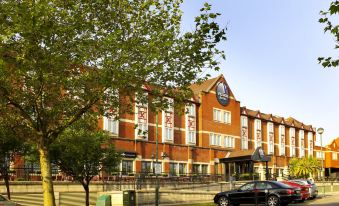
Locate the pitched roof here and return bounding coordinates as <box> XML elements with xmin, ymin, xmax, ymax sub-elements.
<box><xmin>189</xmin><ymin>75</ymin><xmax>222</xmax><ymax>94</ymax></box>
<box><xmin>241</xmin><ymin>107</ymin><xmax>314</xmax><ymax>132</ymax></box>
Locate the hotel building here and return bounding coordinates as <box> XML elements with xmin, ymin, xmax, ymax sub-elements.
<box><xmin>100</xmin><ymin>75</ymin><xmax>318</xmax><ymax>180</ymax></box>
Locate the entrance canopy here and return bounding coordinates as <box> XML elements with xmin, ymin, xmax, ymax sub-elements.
<box><xmin>220</xmin><ymin>147</ymin><xmax>271</xmax><ymax>163</ymax></box>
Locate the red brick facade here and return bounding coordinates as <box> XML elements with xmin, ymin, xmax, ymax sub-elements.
<box><xmin>103</xmin><ymin>75</ymin><xmax>318</xmax><ymax>179</ymax></box>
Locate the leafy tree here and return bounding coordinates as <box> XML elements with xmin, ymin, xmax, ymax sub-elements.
<box><xmin>0</xmin><ymin>1</ymin><xmax>225</xmax><ymax>205</ymax></box>
<box><xmin>318</xmin><ymin>0</ymin><xmax>339</xmax><ymax>68</ymax></box>
<box><xmin>0</xmin><ymin>121</ymin><xmax>22</xmax><ymax>200</ymax></box>
<box><xmin>289</xmin><ymin>156</ymin><xmax>320</xmax><ymax>178</ymax></box>
<box><xmin>50</xmin><ymin>115</ymin><xmax>120</xmax><ymax>206</ymax></box>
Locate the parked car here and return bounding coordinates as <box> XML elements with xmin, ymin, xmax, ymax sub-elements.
<box><xmin>281</xmin><ymin>180</ymin><xmax>310</xmax><ymax>201</ymax></box>
<box><xmin>213</xmin><ymin>181</ymin><xmax>301</xmax><ymax>206</ymax></box>
<box><xmin>0</xmin><ymin>194</ymin><xmax>21</xmax><ymax>206</ymax></box>
<box><xmin>289</xmin><ymin>179</ymin><xmax>318</xmax><ymax>199</ymax></box>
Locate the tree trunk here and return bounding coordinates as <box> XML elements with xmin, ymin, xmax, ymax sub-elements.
<box><xmin>82</xmin><ymin>181</ymin><xmax>90</xmax><ymax>206</ymax></box>
<box><xmin>39</xmin><ymin>146</ymin><xmax>56</xmax><ymax>206</ymax></box>
<box><xmin>4</xmin><ymin>169</ymin><xmax>11</xmax><ymax>199</ymax></box>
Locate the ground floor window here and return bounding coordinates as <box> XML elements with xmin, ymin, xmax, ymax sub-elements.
<box><xmin>141</xmin><ymin>161</ymin><xmax>152</xmax><ymax>174</ymax></box>
<box><xmin>169</xmin><ymin>163</ymin><xmax>178</xmax><ymax>176</ymax></box>
<box><xmin>122</xmin><ymin>160</ymin><xmax>133</xmax><ymax>175</ymax></box>
<box><xmin>192</xmin><ymin>164</ymin><xmax>200</xmax><ymax>174</ymax></box>
<box><xmin>202</xmin><ymin>165</ymin><xmax>208</xmax><ymax>174</ymax></box>
<box><xmin>179</xmin><ymin>163</ymin><xmax>186</xmax><ymax>175</ymax></box>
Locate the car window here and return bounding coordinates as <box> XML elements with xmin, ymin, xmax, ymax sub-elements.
<box><xmin>240</xmin><ymin>182</ymin><xmax>255</xmax><ymax>191</ymax></box>
<box><xmin>0</xmin><ymin>195</ymin><xmax>6</xmax><ymax>201</ymax></box>
<box><xmin>266</xmin><ymin>183</ymin><xmax>275</xmax><ymax>189</ymax></box>
<box><xmin>272</xmin><ymin>181</ymin><xmax>291</xmax><ymax>189</ymax></box>
<box><xmin>256</xmin><ymin>182</ymin><xmax>266</xmax><ymax>190</ymax></box>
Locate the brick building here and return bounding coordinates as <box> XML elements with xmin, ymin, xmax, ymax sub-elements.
<box><xmin>100</xmin><ymin>75</ymin><xmax>318</xmax><ymax>180</ymax></box>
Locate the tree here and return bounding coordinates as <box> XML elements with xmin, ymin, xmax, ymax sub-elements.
<box><xmin>0</xmin><ymin>1</ymin><xmax>226</xmax><ymax>205</ymax></box>
<box><xmin>289</xmin><ymin>156</ymin><xmax>320</xmax><ymax>179</ymax></box>
<box><xmin>318</xmin><ymin>0</ymin><xmax>339</xmax><ymax>68</ymax></box>
<box><xmin>0</xmin><ymin>121</ymin><xmax>22</xmax><ymax>200</ymax></box>
<box><xmin>50</xmin><ymin>115</ymin><xmax>120</xmax><ymax>206</ymax></box>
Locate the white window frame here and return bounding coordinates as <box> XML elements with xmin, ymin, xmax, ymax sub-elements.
<box><xmin>268</xmin><ymin>122</ymin><xmax>274</xmax><ymax>154</ymax></box>
<box><xmin>279</xmin><ymin>125</ymin><xmax>285</xmax><ymax>156</ymax></box>
<box><xmin>308</xmin><ymin>132</ymin><xmax>313</xmax><ymax>156</ymax></box>
<box><xmin>254</xmin><ymin>119</ymin><xmax>262</xmax><ymax>148</ymax></box>
<box><xmin>224</xmin><ymin>136</ymin><xmax>235</xmax><ymax>148</ymax></box>
<box><xmin>162</xmin><ymin>98</ymin><xmax>174</xmax><ymax>142</ymax></box>
<box><xmin>103</xmin><ymin>116</ymin><xmax>119</xmax><ymax>136</ymax></box>
<box><xmin>299</xmin><ymin>130</ymin><xmax>305</xmax><ymax>157</ymax></box>
<box><xmin>290</xmin><ymin>128</ymin><xmax>296</xmax><ymax>157</ymax></box>
<box><xmin>210</xmin><ymin>133</ymin><xmax>222</xmax><ymax>146</ymax></box>
<box><xmin>135</xmin><ymin>93</ymin><xmax>148</xmax><ymax>140</ymax></box>
<box><xmin>333</xmin><ymin>153</ymin><xmax>338</xmax><ymax>160</ymax></box>
<box><xmin>186</xmin><ymin>104</ymin><xmax>196</xmax><ymax>145</ymax></box>
<box><xmin>213</xmin><ymin>108</ymin><xmax>231</xmax><ymax>124</ymax></box>
<box><xmin>241</xmin><ymin>116</ymin><xmax>248</xmax><ymax>150</ymax></box>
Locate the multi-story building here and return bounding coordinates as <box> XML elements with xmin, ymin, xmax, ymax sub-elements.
<box><xmin>314</xmin><ymin>137</ymin><xmax>339</xmax><ymax>178</ymax></box>
<box><xmin>101</xmin><ymin>75</ymin><xmax>318</xmax><ymax>180</ymax></box>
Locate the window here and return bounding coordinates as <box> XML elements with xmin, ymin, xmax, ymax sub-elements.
<box><xmin>210</xmin><ymin>133</ymin><xmax>222</xmax><ymax>146</ymax></box>
<box><xmin>241</xmin><ymin>116</ymin><xmax>248</xmax><ymax>150</ymax></box>
<box><xmin>135</xmin><ymin>93</ymin><xmax>148</xmax><ymax>139</ymax></box>
<box><xmin>169</xmin><ymin>163</ymin><xmax>178</xmax><ymax>176</ymax></box>
<box><xmin>141</xmin><ymin>161</ymin><xmax>152</xmax><ymax>174</ymax></box>
<box><xmin>254</xmin><ymin>119</ymin><xmax>262</xmax><ymax>148</ymax></box>
<box><xmin>179</xmin><ymin>163</ymin><xmax>186</xmax><ymax>175</ymax></box>
<box><xmin>290</xmin><ymin>128</ymin><xmax>296</xmax><ymax>157</ymax></box>
<box><xmin>186</xmin><ymin>104</ymin><xmax>196</xmax><ymax>144</ymax></box>
<box><xmin>299</xmin><ymin>130</ymin><xmax>305</xmax><ymax>157</ymax></box>
<box><xmin>213</xmin><ymin>108</ymin><xmax>231</xmax><ymax>124</ymax></box>
<box><xmin>308</xmin><ymin>132</ymin><xmax>313</xmax><ymax>156</ymax></box>
<box><xmin>192</xmin><ymin>164</ymin><xmax>200</xmax><ymax>174</ymax></box>
<box><xmin>268</xmin><ymin>122</ymin><xmax>274</xmax><ymax>154</ymax></box>
<box><xmin>316</xmin><ymin>151</ymin><xmax>324</xmax><ymax>160</ymax></box>
<box><xmin>279</xmin><ymin>125</ymin><xmax>285</xmax><ymax>156</ymax></box>
<box><xmin>240</xmin><ymin>182</ymin><xmax>255</xmax><ymax>191</ymax></box>
<box><xmin>122</xmin><ymin>160</ymin><xmax>133</xmax><ymax>175</ymax></box>
<box><xmin>162</xmin><ymin>98</ymin><xmax>174</xmax><ymax>142</ymax></box>
<box><xmin>202</xmin><ymin>165</ymin><xmax>208</xmax><ymax>174</ymax></box>
<box><xmin>103</xmin><ymin>116</ymin><xmax>119</xmax><ymax>135</ymax></box>
<box><xmin>333</xmin><ymin>153</ymin><xmax>338</xmax><ymax>160</ymax></box>
<box><xmin>223</xmin><ymin>111</ymin><xmax>231</xmax><ymax>124</ymax></box>
<box><xmin>213</xmin><ymin>109</ymin><xmax>222</xmax><ymax>122</ymax></box>
<box><xmin>224</xmin><ymin>136</ymin><xmax>234</xmax><ymax>148</ymax></box>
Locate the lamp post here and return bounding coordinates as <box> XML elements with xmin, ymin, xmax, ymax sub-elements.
<box><xmin>317</xmin><ymin>127</ymin><xmax>324</xmax><ymax>196</ymax></box>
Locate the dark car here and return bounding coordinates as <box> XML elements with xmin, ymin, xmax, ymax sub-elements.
<box><xmin>213</xmin><ymin>181</ymin><xmax>301</xmax><ymax>206</ymax></box>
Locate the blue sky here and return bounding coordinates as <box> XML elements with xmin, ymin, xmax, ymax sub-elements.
<box><xmin>181</xmin><ymin>0</ymin><xmax>338</xmax><ymax>146</ymax></box>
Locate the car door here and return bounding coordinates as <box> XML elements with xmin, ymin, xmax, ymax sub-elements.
<box><xmin>255</xmin><ymin>182</ymin><xmax>267</xmax><ymax>203</ymax></box>
<box><xmin>231</xmin><ymin>182</ymin><xmax>256</xmax><ymax>204</ymax></box>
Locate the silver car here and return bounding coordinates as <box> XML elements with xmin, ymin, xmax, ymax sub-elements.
<box><xmin>0</xmin><ymin>194</ymin><xmax>21</xmax><ymax>206</ymax></box>
<box><xmin>290</xmin><ymin>179</ymin><xmax>318</xmax><ymax>199</ymax></box>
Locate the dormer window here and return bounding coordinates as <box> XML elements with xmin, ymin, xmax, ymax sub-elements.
<box><xmin>162</xmin><ymin>98</ymin><xmax>174</xmax><ymax>142</ymax></box>
<box><xmin>241</xmin><ymin>116</ymin><xmax>248</xmax><ymax>150</ymax></box>
<box><xmin>299</xmin><ymin>130</ymin><xmax>305</xmax><ymax>157</ymax></box>
<box><xmin>279</xmin><ymin>125</ymin><xmax>285</xmax><ymax>156</ymax></box>
<box><xmin>254</xmin><ymin>119</ymin><xmax>262</xmax><ymax>148</ymax></box>
<box><xmin>290</xmin><ymin>128</ymin><xmax>296</xmax><ymax>157</ymax></box>
<box><xmin>186</xmin><ymin>104</ymin><xmax>196</xmax><ymax>145</ymax></box>
<box><xmin>268</xmin><ymin>122</ymin><xmax>274</xmax><ymax>154</ymax></box>
<box><xmin>135</xmin><ymin>93</ymin><xmax>148</xmax><ymax>139</ymax></box>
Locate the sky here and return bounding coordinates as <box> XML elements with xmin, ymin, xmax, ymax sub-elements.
<box><xmin>181</xmin><ymin>0</ymin><xmax>338</xmax><ymax>146</ymax></box>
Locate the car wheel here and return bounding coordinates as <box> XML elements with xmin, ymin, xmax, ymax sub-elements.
<box><xmin>266</xmin><ymin>195</ymin><xmax>279</xmax><ymax>206</ymax></box>
<box><xmin>218</xmin><ymin>196</ymin><xmax>229</xmax><ymax>206</ymax></box>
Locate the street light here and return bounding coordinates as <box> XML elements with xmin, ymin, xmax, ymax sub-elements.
<box><xmin>317</xmin><ymin>127</ymin><xmax>324</xmax><ymax>196</ymax></box>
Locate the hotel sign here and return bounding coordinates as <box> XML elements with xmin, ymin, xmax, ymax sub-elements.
<box><xmin>216</xmin><ymin>82</ymin><xmax>230</xmax><ymax>106</ymax></box>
